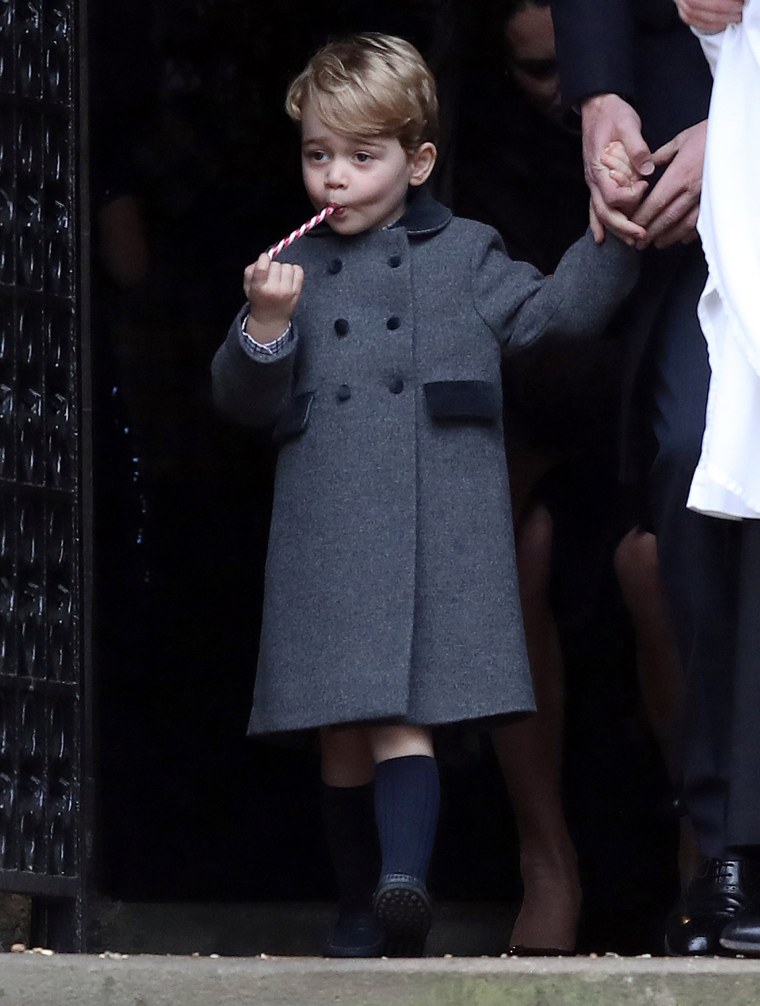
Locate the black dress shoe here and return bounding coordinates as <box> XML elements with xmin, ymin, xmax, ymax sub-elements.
<box><xmin>665</xmin><ymin>857</ymin><xmax>759</xmax><ymax>956</ymax></box>
<box><xmin>323</xmin><ymin>908</ymin><xmax>385</xmax><ymax>958</ymax></box>
<box><xmin>721</xmin><ymin>912</ymin><xmax>760</xmax><ymax>955</ymax></box>
<box><xmin>373</xmin><ymin>873</ymin><xmax>432</xmax><ymax>957</ymax></box>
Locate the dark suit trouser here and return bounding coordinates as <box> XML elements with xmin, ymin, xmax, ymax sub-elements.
<box><xmin>645</xmin><ymin>248</ymin><xmax>759</xmax><ymax>859</ymax></box>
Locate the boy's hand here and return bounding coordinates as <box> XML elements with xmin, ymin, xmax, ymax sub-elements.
<box><xmin>580</xmin><ymin>94</ymin><xmax>653</xmax><ymax>245</ymax></box>
<box><xmin>595</xmin><ymin>140</ymin><xmax>649</xmax><ymax>239</ymax></box>
<box><xmin>600</xmin><ymin>140</ymin><xmax>646</xmax><ymax>190</ymax></box>
<box><xmin>243</xmin><ymin>252</ymin><xmax>304</xmax><ymax>344</ymax></box>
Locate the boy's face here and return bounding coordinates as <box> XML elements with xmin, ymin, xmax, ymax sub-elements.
<box><xmin>300</xmin><ymin>103</ymin><xmax>436</xmax><ymax>235</ymax></box>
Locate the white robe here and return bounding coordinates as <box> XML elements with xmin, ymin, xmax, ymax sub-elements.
<box><xmin>687</xmin><ymin>0</ymin><xmax>760</xmax><ymax>519</ymax></box>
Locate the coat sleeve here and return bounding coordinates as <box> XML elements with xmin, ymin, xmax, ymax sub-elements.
<box><xmin>550</xmin><ymin>0</ymin><xmax>636</xmax><ymax>108</ymax></box>
<box><xmin>210</xmin><ymin>305</ymin><xmax>298</xmax><ymax>428</ymax></box>
<box><xmin>472</xmin><ymin>227</ymin><xmax>639</xmax><ymax>354</ymax></box>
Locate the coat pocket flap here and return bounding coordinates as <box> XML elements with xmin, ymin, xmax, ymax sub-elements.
<box><xmin>272</xmin><ymin>391</ymin><xmax>314</xmax><ymax>443</ymax></box>
<box><xmin>424</xmin><ymin>381</ymin><xmax>500</xmax><ymax>420</ymax></box>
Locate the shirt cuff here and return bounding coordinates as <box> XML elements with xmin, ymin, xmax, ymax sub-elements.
<box><xmin>241</xmin><ymin>319</ymin><xmax>293</xmax><ymax>358</ymax></box>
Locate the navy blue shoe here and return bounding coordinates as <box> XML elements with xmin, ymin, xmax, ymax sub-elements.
<box><xmin>323</xmin><ymin>909</ymin><xmax>385</xmax><ymax>958</ymax></box>
<box><xmin>373</xmin><ymin>873</ymin><xmax>432</xmax><ymax>957</ymax></box>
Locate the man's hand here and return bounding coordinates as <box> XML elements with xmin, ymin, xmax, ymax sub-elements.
<box><xmin>631</xmin><ymin>120</ymin><xmax>707</xmax><ymax>248</ymax></box>
<box><xmin>674</xmin><ymin>0</ymin><xmax>744</xmax><ymax>33</ymax></box>
<box><xmin>243</xmin><ymin>252</ymin><xmax>304</xmax><ymax>344</ymax></box>
<box><xmin>580</xmin><ymin>93</ymin><xmax>653</xmax><ymax>244</ymax></box>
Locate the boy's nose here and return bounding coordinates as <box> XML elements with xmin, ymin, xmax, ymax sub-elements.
<box><xmin>325</xmin><ymin>161</ymin><xmax>347</xmax><ymax>188</ymax></box>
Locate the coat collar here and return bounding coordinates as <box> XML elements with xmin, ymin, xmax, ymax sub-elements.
<box><xmin>392</xmin><ymin>187</ymin><xmax>452</xmax><ymax>236</ymax></box>
<box><xmin>306</xmin><ymin>186</ymin><xmax>452</xmax><ymax>242</ymax></box>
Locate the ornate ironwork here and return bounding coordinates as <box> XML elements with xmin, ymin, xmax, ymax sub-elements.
<box><xmin>0</xmin><ymin>0</ymin><xmax>88</xmax><ymax>949</ymax></box>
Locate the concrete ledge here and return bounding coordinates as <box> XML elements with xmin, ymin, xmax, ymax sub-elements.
<box><xmin>3</xmin><ymin>954</ymin><xmax>760</xmax><ymax>1006</ymax></box>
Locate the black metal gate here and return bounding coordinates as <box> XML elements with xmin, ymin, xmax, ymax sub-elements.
<box><xmin>0</xmin><ymin>0</ymin><xmax>90</xmax><ymax>951</ymax></box>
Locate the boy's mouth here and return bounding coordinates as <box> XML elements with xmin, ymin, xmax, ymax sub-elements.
<box><xmin>327</xmin><ymin>203</ymin><xmax>347</xmax><ymax>217</ymax></box>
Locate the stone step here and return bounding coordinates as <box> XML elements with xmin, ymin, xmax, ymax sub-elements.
<box><xmin>4</xmin><ymin>953</ymin><xmax>760</xmax><ymax>1006</ymax></box>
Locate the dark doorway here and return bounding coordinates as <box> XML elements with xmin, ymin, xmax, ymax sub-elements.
<box><xmin>88</xmin><ymin>0</ymin><xmax>678</xmax><ymax>951</ymax></box>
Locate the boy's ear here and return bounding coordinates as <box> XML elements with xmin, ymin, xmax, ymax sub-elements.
<box><xmin>408</xmin><ymin>142</ymin><xmax>437</xmax><ymax>186</ymax></box>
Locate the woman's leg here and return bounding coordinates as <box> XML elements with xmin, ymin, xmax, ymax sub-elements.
<box><xmin>491</xmin><ymin>501</ymin><xmax>581</xmax><ymax>953</ymax></box>
<box><xmin>613</xmin><ymin>528</ymin><xmax>682</xmax><ymax>779</ymax></box>
<box><xmin>613</xmin><ymin>527</ymin><xmax>698</xmax><ymax>885</ymax></box>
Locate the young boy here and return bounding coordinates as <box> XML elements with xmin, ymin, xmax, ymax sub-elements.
<box><xmin>212</xmin><ymin>33</ymin><xmax>638</xmax><ymax>958</ymax></box>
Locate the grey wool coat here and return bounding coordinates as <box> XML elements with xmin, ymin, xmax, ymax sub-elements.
<box><xmin>212</xmin><ymin>191</ymin><xmax>637</xmax><ymax>736</ymax></box>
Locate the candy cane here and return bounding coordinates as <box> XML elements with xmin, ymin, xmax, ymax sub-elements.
<box><xmin>267</xmin><ymin>206</ymin><xmax>335</xmax><ymax>258</ymax></box>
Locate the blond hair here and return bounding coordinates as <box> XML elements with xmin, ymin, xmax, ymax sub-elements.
<box><xmin>285</xmin><ymin>33</ymin><xmax>439</xmax><ymax>151</ymax></box>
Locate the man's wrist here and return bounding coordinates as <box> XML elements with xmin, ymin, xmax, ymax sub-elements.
<box><xmin>580</xmin><ymin>92</ymin><xmax>625</xmax><ymax>118</ymax></box>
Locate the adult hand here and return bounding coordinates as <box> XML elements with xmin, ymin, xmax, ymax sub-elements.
<box><xmin>631</xmin><ymin>120</ymin><xmax>707</xmax><ymax>249</ymax></box>
<box><xmin>580</xmin><ymin>93</ymin><xmax>653</xmax><ymax>244</ymax></box>
<box><xmin>674</xmin><ymin>0</ymin><xmax>744</xmax><ymax>33</ymax></box>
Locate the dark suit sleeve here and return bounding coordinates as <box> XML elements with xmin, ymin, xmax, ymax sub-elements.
<box><xmin>552</xmin><ymin>0</ymin><xmax>711</xmax><ymax>145</ymax></box>
<box><xmin>550</xmin><ymin>0</ymin><xmax>636</xmax><ymax>108</ymax></box>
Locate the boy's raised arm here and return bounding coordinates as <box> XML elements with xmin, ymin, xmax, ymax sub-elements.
<box><xmin>211</xmin><ymin>253</ymin><xmax>304</xmax><ymax>429</ymax></box>
<box><xmin>243</xmin><ymin>252</ymin><xmax>304</xmax><ymax>345</ymax></box>
<box><xmin>473</xmin><ymin>227</ymin><xmax>639</xmax><ymax>353</ymax></box>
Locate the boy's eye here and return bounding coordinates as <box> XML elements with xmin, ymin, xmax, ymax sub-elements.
<box><xmin>354</xmin><ymin>152</ymin><xmax>373</xmax><ymax>163</ymax></box>
<box><xmin>307</xmin><ymin>150</ymin><xmax>328</xmax><ymax>162</ymax></box>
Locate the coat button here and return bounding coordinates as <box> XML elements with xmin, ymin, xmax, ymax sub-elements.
<box><xmin>328</xmin><ymin>258</ymin><xmax>343</xmax><ymax>274</ymax></box>
<box><xmin>334</xmin><ymin>318</ymin><xmax>350</xmax><ymax>337</ymax></box>
<box><xmin>388</xmin><ymin>255</ymin><xmax>402</xmax><ymax>268</ymax></box>
<box><xmin>336</xmin><ymin>384</ymin><xmax>351</xmax><ymax>401</ymax></box>
<box><xmin>389</xmin><ymin>377</ymin><xmax>404</xmax><ymax>394</ymax></box>
<box><xmin>386</xmin><ymin>316</ymin><xmax>401</xmax><ymax>331</ymax></box>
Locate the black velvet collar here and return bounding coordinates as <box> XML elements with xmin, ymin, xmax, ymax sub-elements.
<box><xmin>393</xmin><ymin>186</ymin><xmax>452</xmax><ymax>235</ymax></box>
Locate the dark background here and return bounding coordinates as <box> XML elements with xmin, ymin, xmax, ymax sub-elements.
<box><xmin>89</xmin><ymin>0</ymin><xmax>677</xmax><ymax>953</ymax></box>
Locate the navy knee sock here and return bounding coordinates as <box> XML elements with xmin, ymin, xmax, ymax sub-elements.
<box><xmin>373</xmin><ymin>754</ymin><xmax>440</xmax><ymax>884</ymax></box>
<box><xmin>320</xmin><ymin>781</ymin><xmax>380</xmax><ymax>912</ymax></box>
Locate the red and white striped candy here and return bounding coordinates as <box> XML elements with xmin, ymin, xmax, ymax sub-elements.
<box><xmin>267</xmin><ymin>206</ymin><xmax>335</xmax><ymax>258</ymax></box>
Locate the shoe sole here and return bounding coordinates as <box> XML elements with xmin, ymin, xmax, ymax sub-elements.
<box><xmin>373</xmin><ymin>882</ymin><xmax>431</xmax><ymax>957</ymax></box>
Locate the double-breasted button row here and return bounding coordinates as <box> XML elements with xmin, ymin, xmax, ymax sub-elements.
<box><xmin>335</xmin><ymin>379</ymin><xmax>404</xmax><ymax>400</ymax></box>
<box><xmin>329</xmin><ymin>255</ymin><xmax>401</xmax><ymax>273</ymax></box>
<box><xmin>333</xmin><ymin>316</ymin><xmax>402</xmax><ymax>336</ymax></box>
